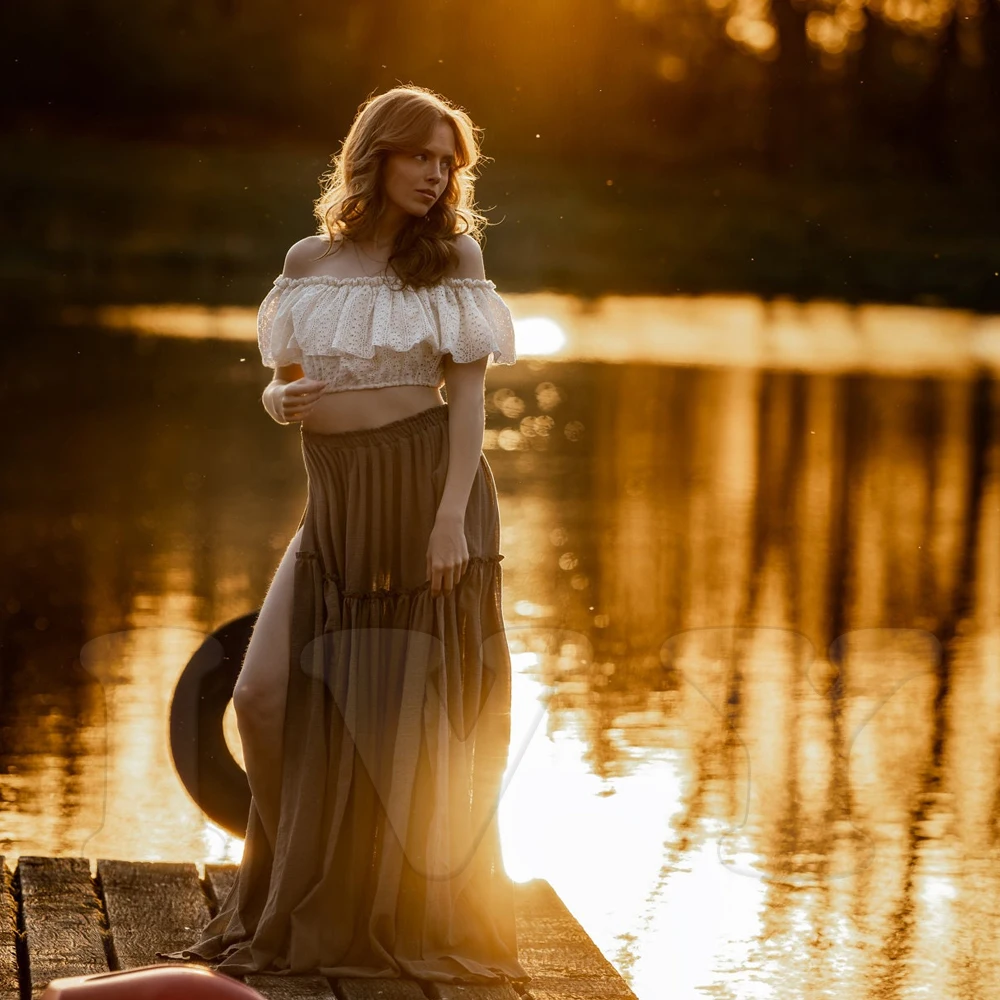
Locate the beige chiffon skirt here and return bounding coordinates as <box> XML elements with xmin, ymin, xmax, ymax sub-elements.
<box><xmin>158</xmin><ymin>402</ymin><xmax>529</xmax><ymax>989</ymax></box>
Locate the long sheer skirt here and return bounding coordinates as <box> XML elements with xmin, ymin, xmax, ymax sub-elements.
<box><xmin>158</xmin><ymin>402</ymin><xmax>529</xmax><ymax>988</ymax></box>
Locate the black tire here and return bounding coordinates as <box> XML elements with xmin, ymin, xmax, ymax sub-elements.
<box><xmin>168</xmin><ymin>612</ymin><xmax>258</xmax><ymax>836</ymax></box>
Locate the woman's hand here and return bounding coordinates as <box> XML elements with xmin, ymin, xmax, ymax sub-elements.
<box><xmin>426</xmin><ymin>513</ymin><xmax>469</xmax><ymax>598</ymax></box>
<box><xmin>265</xmin><ymin>377</ymin><xmax>327</xmax><ymax>424</ymax></box>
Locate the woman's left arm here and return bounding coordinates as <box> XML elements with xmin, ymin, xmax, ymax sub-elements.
<box><xmin>427</xmin><ymin>356</ymin><xmax>489</xmax><ymax>597</ymax></box>
<box><xmin>426</xmin><ymin>235</ymin><xmax>495</xmax><ymax>596</ymax></box>
<box><xmin>436</xmin><ymin>357</ymin><xmax>488</xmax><ymax>521</ymax></box>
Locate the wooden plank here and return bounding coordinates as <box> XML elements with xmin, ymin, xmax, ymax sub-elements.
<box><xmin>97</xmin><ymin>859</ymin><xmax>213</xmax><ymax>970</ymax></box>
<box><xmin>336</xmin><ymin>977</ymin><xmax>428</xmax><ymax>999</ymax></box>
<box><xmin>1</xmin><ymin>857</ymin><xmax>635</xmax><ymax>1000</ymax></box>
<box><xmin>432</xmin><ymin>984</ymin><xmax>520</xmax><ymax>1000</ymax></box>
<box><xmin>17</xmin><ymin>856</ymin><xmax>109</xmax><ymax>997</ymax></box>
<box><xmin>242</xmin><ymin>974</ymin><xmax>338</xmax><ymax>1000</ymax></box>
<box><xmin>203</xmin><ymin>866</ymin><xmax>337</xmax><ymax>1000</ymax></box>
<box><xmin>512</xmin><ymin>879</ymin><xmax>638</xmax><ymax>1000</ymax></box>
<box><xmin>0</xmin><ymin>859</ymin><xmax>20</xmax><ymax>1000</ymax></box>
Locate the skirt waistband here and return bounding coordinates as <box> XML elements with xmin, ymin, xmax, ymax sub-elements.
<box><xmin>300</xmin><ymin>402</ymin><xmax>448</xmax><ymax>450</ymax></box>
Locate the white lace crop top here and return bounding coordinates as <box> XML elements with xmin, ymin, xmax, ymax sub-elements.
<box><xmin>256</xmin><ymin>273</ymin><xmax>518</xmax><ymax>393</ymax></box>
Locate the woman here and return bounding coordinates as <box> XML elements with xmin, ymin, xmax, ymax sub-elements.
<box><xmin>158</xmin><ymin>85</ymin><xmax>529</xmax><ymax>991</ymax></box>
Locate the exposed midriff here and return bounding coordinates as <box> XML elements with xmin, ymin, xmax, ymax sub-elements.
<box><xmin>299</xmin><ymin>383</ymin><xmax>446</xmax><ymax>434</ymax></box>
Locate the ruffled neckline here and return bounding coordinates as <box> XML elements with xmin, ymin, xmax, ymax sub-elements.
<box><xmin>258</xmin><ymin>269</ymin><xmax>517</xmax><ymax>369</ymax></box>
<box><xmin>272</xmin><ymin>274</ymin><xmax>497</xmax><ymax>291</ymax></box>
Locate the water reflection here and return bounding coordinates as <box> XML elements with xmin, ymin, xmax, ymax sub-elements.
<box><xmin>1</xmin><ymin>297</ymin><xmax>999</xmax><ymax>999</ymax></box>
<box><xmin>64</xmin><ymin>291</ymin><xmax>1000</xmax><ymax>372</ymax></box>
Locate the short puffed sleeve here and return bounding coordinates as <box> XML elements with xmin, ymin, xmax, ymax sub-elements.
<box><xmin>436</xmin><ymin>279</ymin><xmax>518</xmax><ymax>366</ymax></box>
<box><xmin>257</xmin><ymin>278</ymin><xmax>304</xmax><ymax>368</ymax></box>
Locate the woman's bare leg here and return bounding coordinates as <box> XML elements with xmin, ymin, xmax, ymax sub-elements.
<box><xmin>232</xmin><ymin>525</ymin><xmax>304</xmax><ymax>851</ymax></box>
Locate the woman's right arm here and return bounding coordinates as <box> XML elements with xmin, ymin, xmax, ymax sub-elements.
<box><xmin>262</xmin><ymin>364</ymin><xmax>305</xmax><ymax>424</ymax></box>
<box><xmin>261</xmin><ymin>237</ymin><xmax>329</xmax><ymax>425</ymax></box>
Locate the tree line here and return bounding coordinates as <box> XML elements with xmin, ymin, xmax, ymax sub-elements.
<box><xmin>3</xmin><ymin>0</ymin><xmax>999</xmax><ymax>180</ymax></box>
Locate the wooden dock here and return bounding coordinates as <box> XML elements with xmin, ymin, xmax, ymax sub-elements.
<box><xmin>0</xmin><ymin>857</ymin><xmax>638</xmax><ymax>1000</ymax></box>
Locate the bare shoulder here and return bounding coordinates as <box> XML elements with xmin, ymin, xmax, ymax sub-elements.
<box><xmin>281</xmin><ymin>235</ymin><xmax>336</xmax><ymax>278</ymax></box>
<box><xmin>446</xmin><ymin>233</ymin><xmax>486</xmax><ymax>280</ymax></box>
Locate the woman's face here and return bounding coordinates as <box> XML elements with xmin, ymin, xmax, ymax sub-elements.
<box><xmin>382</xmin><ymin>120</ymin><xmax>456</xmax><ymax>219</ymax></box>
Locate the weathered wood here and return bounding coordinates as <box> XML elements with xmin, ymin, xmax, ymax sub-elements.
<box><xmin>242</xmin><ymin>973</ymin><xmax>338</xmax><ymax>1000</ymax></box>
<box><xmin>513</xmin><ymin>879</ymin><xmax>638</xmax><ymax>1000</ymax></box>
<box><xmin>96</xmin><ymin>859</ymin><xmax>213</xmax><ymax>970</ymax></box>
<box><xmin>10</xmin><ymin>859</ymin><xmax>638</xmax><ymax>1000</ymax></box>
<box><xmin>0</xmin><ymin>859</ymin><xmax>20</xmax><ymax>1000</ymax></box>
<box><xmin>432</xmin><ymin>984</ymin><xmax>520</xmax><ymax>1000</ymax></box>
<box><xmin>203</xmin><ymin>866</ymin><xmax>337</xmax><ymax>1000</ymax></box>
<box><xmin>18</xmin><ymin>856</ymin><xmax>109</xmax><ymax>998</ymax></box>
<box><xmin>336</xmin><ymin>977</ymin><xmax>428</xmax><ymax>999</ymax></box>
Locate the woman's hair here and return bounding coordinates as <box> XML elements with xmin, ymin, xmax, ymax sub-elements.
<box><xmin>312</xmin><ymin>85</ymin><xmax>492</xmax><ymax>289</ymax></box>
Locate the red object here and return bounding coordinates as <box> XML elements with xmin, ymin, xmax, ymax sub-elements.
<box><xmin>39</xmin><ymin>963</ymin><xmax>265</xmax><ymax>999</ymax></box>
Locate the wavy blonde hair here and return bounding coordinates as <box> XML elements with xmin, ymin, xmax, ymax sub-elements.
<box><xmin>311</xmin><ymin>85</ymin><xmax>492</xmax><ymax>290</ymax></box>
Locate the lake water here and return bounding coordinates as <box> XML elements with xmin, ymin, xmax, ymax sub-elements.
<box><xmin>2</xmin><ymin>289</ymin><xmax>1000</xmax><ymax>999</ymax></box>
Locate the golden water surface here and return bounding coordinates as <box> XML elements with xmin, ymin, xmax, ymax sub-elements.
<box><xmin>2</xmin><ymin>290</ymin><xmax>1000</xmax><ymax>999</ymax></box>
